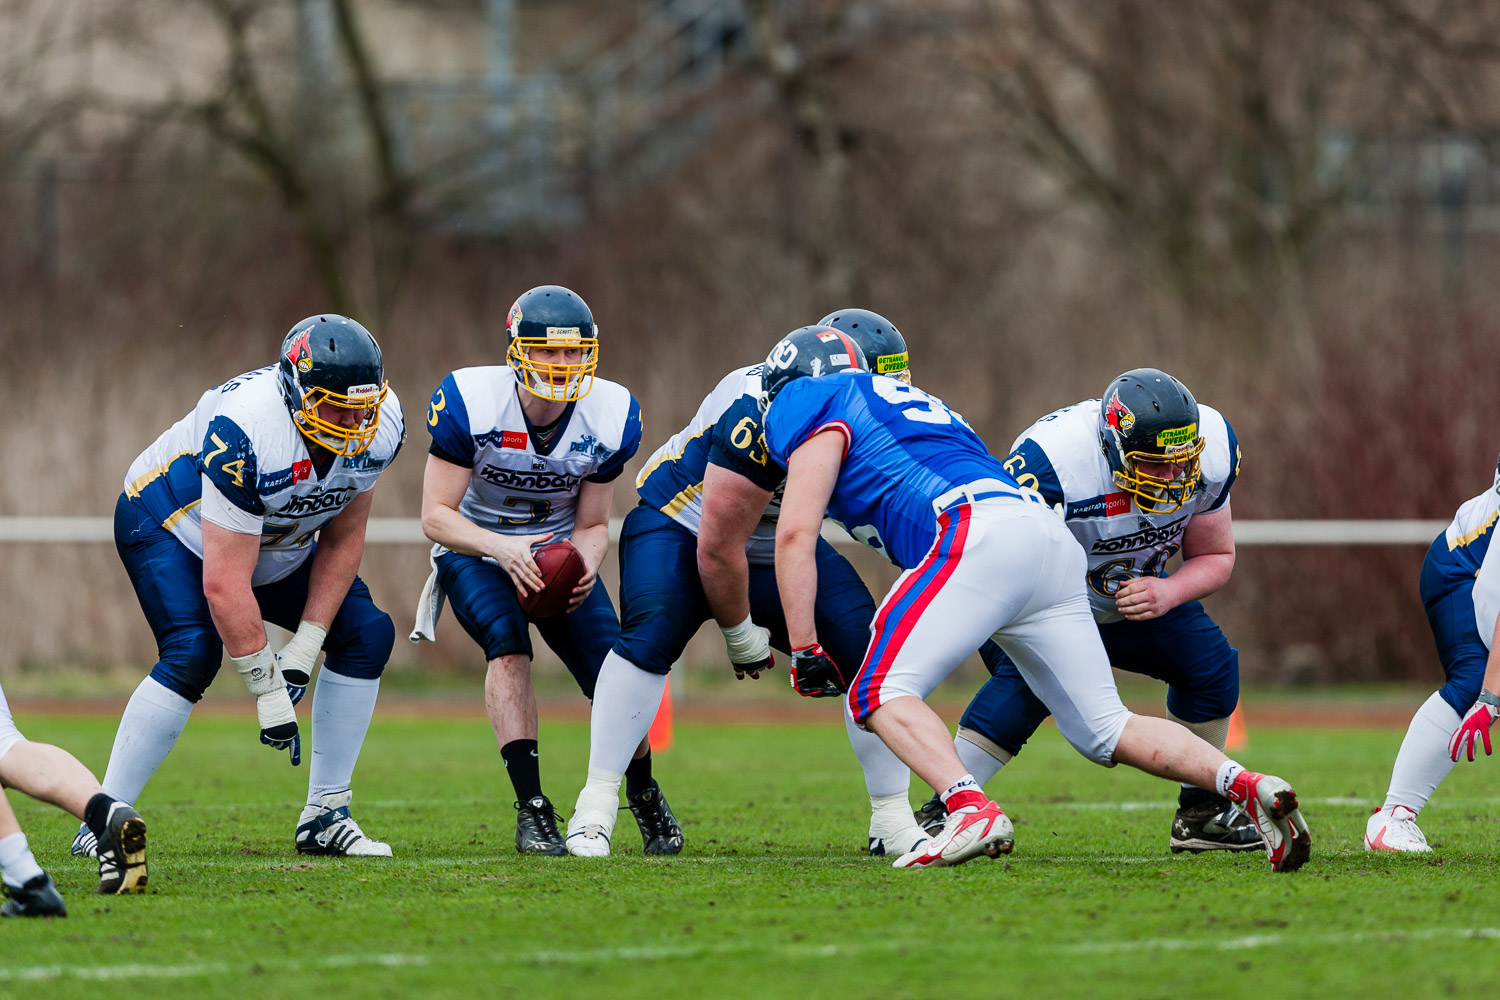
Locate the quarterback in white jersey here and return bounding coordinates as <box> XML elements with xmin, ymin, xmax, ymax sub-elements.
<box><xmin>416</xmin><ymin>285</ymin><xmax>653</xmax><ymax>856</ymax></box>
<box><xmin>75</xmin><ymin>315</ymin><xmax>404</xmax><ymax>862</ymax></box>
<box><xmin>1367</xmin><ymin>458</ymin><xmax>1500</xmax><ymax>852</ymax></box>
<box><xmin>919</xmin><ymin>369</ymin><xmax>1264</xmax><ymax>856</ymax></box>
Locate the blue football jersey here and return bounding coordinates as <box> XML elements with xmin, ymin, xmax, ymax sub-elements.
<box><xmin>763</xmin><ymin>372</ymin><xmax>1018</xmax><ymax>569</ymax></box>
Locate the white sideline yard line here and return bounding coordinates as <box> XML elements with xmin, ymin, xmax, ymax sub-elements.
<box><xmin>0</xmin><ymin>953</ymin><xmax>428</xmax><ymax>983</ymax></box>
<box><xmin>12</xmin><ymin>928</ymin><xmax>1495</xmax><ymax>981</ymax></box>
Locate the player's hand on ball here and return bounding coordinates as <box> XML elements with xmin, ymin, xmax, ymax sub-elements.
<box><xmin>720</xmin><ymin>615</ymin><xmax>774</xmax><ymax>679</ymax></box>
<box><xmin>491</xmin><ymin>531</ymin><xmax>553</xmax><ymax>598</ymax></box>
<box><xmin>790</xmin><ymin>643</ymin><xmax>845</xmax><ymax>698</ymax></box>
<box><xmin>567</xmin><ymin>559</ymin><xmax>599</xmax><ymax>612</ymax></box>
<box><xmin>1449</xmin><ymin>698</ymin><xmax>1500</xmax><ymax>762</ymax></box>
<box><xmin>1114</xmin><ymin>577</ymin><xmax>1175</xmax><ymax>621</ymax></box>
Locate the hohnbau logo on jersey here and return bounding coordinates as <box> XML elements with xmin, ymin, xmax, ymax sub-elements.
<box><xmin>1103</xmin><ymin>391</ymin><xmax>1135</xmax><ymax>433</ymax></box>
<box><xmin>286</xmin><ymin>327</ymin><xmax>314</xmax><ymax>373</ymax></box>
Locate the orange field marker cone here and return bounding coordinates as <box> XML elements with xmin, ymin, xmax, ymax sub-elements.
<box><xmin>1226</xmin><ymin>703</ymin><xmax>1248</xmax><ymax>751</ymax></box>
<box><xmin>648</xmin><ymin>679</ymin><xmax>674</xmax><ymax>752</ymax></box>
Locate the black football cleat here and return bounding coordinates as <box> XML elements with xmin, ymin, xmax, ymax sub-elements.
<box><xmin>1170</xmin><ymin>801</ymin><xmax>1265</xmax><ymax>854</ymax></box>
<box><xmin>627</xmin><ymin>781</ymin><xmax>684</xmax><ymax>856</ymax></box>
<box><xmin>914</xmin><ymin>792</ymin><xmax>947</xmax><ymax>835</ymax></box>
<box><xmin>96</xmin><ymin>801</ymin><xmax>148</xmax><ymax>895</ymax></box>
<box><xmin>516</xmin><ymin>795</ymin><xmax>568</xmax><ymax>856</ymax></box>
<box><xmin>2</xmin><ymin>872</ymin><xmax>66</xmax><ymax>917</ymax></box>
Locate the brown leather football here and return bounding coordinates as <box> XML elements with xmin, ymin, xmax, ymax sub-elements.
<box><xmin>519</xmin><ymin>539</ymin><xmax>587</xmax><ymax>618</ymax></box>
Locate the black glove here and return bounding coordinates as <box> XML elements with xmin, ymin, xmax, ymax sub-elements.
<box><xmin>790</xmin><ymin>644</ymin><xmax>846</xmax><ymax>698</ymax></box>
<box><xmin>260</xmin><ymin>720</ymin><xmax>301</xmax><ymax>766</ymax></box>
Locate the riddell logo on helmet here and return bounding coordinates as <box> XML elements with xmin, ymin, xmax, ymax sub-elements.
<box><xmin>1104</xmin><ymin>391</ymin><xmax>1135</xmax><ymax>433</ymax></box>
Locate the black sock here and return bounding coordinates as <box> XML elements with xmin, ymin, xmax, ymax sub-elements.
<box><xmin>83</xmin><ymin>792</ymin><xmax>116</xmax><ymax>836</ymax></box>
<box><xmin>1177</xmin><ymin>785</ymin><xmax>1224</xmax><ymax>811</ymax></box>
<box><xmin>625</xmin><ymin>750</ymin><xmax>654</xmax><ymax>798</ymax></box>
<box><xmin>501</xmin><ymin>739</ymin><xmax>543</xmax><ymax>804</ymax></box>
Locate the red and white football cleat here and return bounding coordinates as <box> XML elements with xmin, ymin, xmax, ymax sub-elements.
<box><xmin>1364</xmin><ymin>805</ymin><xmax>1431</xmax><ymax>853</ymax></box>
<box><xmin>892</xmin><ymin>790</ymin><xmax>1013</xmax><ymax>869</ymax></box>
<box><xmin>1225</xmin><ymin>771</ymin><xmax>1312</xmax><ymax>873</ymax></box>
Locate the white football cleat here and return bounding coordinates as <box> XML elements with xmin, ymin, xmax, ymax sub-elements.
<box><xmin>1225</xmin><ymin>770</ymin><xmax>1311</xmax><ymax>872</ymax></box>
<box><xmin>1365</xmin><ymin>805</ymin><xmax>1431</xmax><ymax>853</ymax></box>
<box><xmin>892</xmin><ymin>790</ymin><xmax>1013</xmax><ymax>869</ymax></box>
<box><xmin>565</xmin><ymin>808</ymin><xmax>615</xmax><ymax>858</ymax></box>
<box><xmin>295</xmin><ymin>790</ymin><xmax>392</xmax><ymax>857</ymax></box>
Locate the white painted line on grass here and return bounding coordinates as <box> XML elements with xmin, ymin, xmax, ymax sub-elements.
<box><xmin>0</xmin><ymin>953</ymin><xmax>428</xmax><ymax>983</ymax></box>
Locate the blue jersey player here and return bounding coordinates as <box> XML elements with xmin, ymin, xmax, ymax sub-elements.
<box><xmin>1368</xmin><ymin>455</ymin><xmax>1500</xmax><ymax>852</ymax></box>
<box><xmin>761</xmin><ymin>327</ymin><xmax>1312</xmax><ymax>871</ymax></box>
<box><xmin>914</xmin><ymin>369</ymin><xmax>1263</xmax><ymax>856</ymax></box>
<box><xmin>415</xmin><ymin>285</ymin><xmax>653</xmax><ymax>856</ymax></box>
<box><xmin>76</xmin><ymin>315</ymin><xmax>405</xmax><ymax>860</ymax></box>
<box><xmin>566</xmin><ymin>311</ymin><xmax>935</xmax><ymax>860</ymax></box>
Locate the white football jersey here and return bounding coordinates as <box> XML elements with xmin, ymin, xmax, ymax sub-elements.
<box><xmin>424</xmin><ymin>366</ymin><xmax>642</xmax><ymax>548</ymax></box>
<box><xmin>1439</xmin><ymin>467</ymin><xmax>1500</xmax><ymax>646</ymax></box>
<box><xmin>635</xmin><ymin>365</ymin><xmax>787</xmax><ymax>566</ymax></box>
<box><xmin>125</xmin><ymin>365</ymin><xmax>405</xmax><ymax>586</ymax></box>
<box><xmin>1000</xmin><ymin>399</ymin><xmax>1239</xmax><ymax>622</ymax></box>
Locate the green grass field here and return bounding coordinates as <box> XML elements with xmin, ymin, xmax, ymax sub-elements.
<box><xmin>3</xmin><ymin>711</ymin><xmax>1499</xmax><ymax>999</ymax></box>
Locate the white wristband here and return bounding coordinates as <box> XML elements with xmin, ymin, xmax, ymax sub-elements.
<box><xmin>280</xmin><ymin>621</ymin><xmax>328</xmax><ymax>670</ymax></box>
<box><xmin>232</xmin><ymin>645</ymin><xmax>281</xmax><ymax>698</ymax></box>
<box><xmin>720</xmin><ymin>613</ymin><xmax>772</xmax><ymax>665</ymax></box>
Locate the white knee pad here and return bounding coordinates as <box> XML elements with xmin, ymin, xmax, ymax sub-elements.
<box><xmin>1166</xmin><ymin>709</ymin><xmax>1232</xmax><ymax>752</ymax></box>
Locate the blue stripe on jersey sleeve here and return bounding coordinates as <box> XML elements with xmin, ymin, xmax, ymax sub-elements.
<box><xmin>1204</xmin><ymin>418</ymin><xmax>1239</xmax><ymax>513</ymax></box>
<box><xmin>199</xmin><ymin>415</ymin><xmax>263</xmax><ymax>516</ymax></box>
<box><xmin>426</xmin><ymin>374</ymin><xmax>475</xmax><ymax>468</ymax></box>
<box><xmin>707</xmin><ymin>395</ymin><xmax>785</xmax><ymax>492</ymax></box>
<box><xmin>587</xmin><ymin>394</ymin><xmax>643</xmax><ymax>483</ymax></box>
<box><xmin>1002</xmin><ymin>438</ymin><xmax>1064</xmax><ymax>507</ymax></box>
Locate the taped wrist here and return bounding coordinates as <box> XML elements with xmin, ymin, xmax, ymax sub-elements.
<box><xmin>279</xmin><ymin>620</ymin><xmax>328</xmax><ymax>682</ymax></box>
<box><xmin>720</xmin><ymin>614</ymin><xmax>771</xmax><ymax>665</ymax></box>
<box><xmin>232</xmin><ymin>646</ymin><xmax>281</xmax><ymax>698</ymax></box>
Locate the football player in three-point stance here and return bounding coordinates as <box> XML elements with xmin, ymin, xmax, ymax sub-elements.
<box><xmin>912</xmin><ymin>369</ymin><xmax>1263</xmax><ymax>855</ymax></box>
<box><xmin>1367</xmin><ymin>455</ymin><xmax>1500</xmax><ymax>852</ymax></box>
<box><xmin>1</xmin><ymin>684</ymin><xmax>149</xmax><ymax>915</ymax></box>
<box><xmin>74</xmin><ymin>315</ymin><xmax>404</xmax><ymax>860</ymax></box>
<box><xmin>414</xmin><ymin>285</ymin><xmax>654</xmax><ymax>856</ymax></box>
<box><xmin>566</xmin><ymin>311</ymin><xmax>933</xmax><ymax>860</ymax></box>
<box><xmin>761</xmin><ymin>329</ymin><xmax>1312</xmax><ymax>871</ymax></box>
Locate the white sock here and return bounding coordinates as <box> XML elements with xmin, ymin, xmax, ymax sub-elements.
<box><xmin>0</xmin><ymin>831</ymin><xmax>44</xmax><ymax>889</ymax></box>
<box><xmin>1214</xmin><ymin>760</ymin><xmax>1245</xmax><ymax>798</ymax></box>
<box><xmin>846</xmin><ymin>706</ymin><xmax>910</xmax><ymax>797</ymax></box>
<box><xmin>940</xmin><ymin>774</ymin><xmax>980</xmax><ymax>805</ymax></box>
<box><xmin>100</xmin><ymin>677</ymin><xmax>194</xmax><ymax>803</ymax></box>
<box><xmin>1383</xmin><ymin>691</ymin><xmax>1462</xmax><ymax>813</ymax></box>
<box><xmin>869</xmin><ymin>792</ymin><xmax>917</xmax><ymax>832</ymax></box>
<box><xmin>307</xmin><ymin>670</ymin><xmax>380</xmax><ymax>807</ymax></box>
<box><xmin>586</xmin><ymin>652</ymin><xmax>667</xmax><ymax>775</ymax></box>
<box><xmin>955</xmin><ymin>729</ymin><xmax>1011</xmax><ymax>786</ymax></box>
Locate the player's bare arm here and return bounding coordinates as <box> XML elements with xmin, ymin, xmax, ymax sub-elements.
<box><xmin>420</xmin><ymin>452</ymin><xmax>547</xmax><ymax>595</ymax></box>
<box><xmin>697</xmin><ymin>461</ymin><xmax>775</xmax><ymax>628</ymax></box>
<box><xmin>1115</xmin><ymin>503</ymin><xmax>1235</xmax><ymax>621</ymax></box>
<box><xmin>775</xmin><ymin>429</ymin><xmax>845</xmax><ymax>648</ymax></box>
<box><xmin>567</xmin><ymin>478</ymin><xmax>613</xmax><ymax>610</ymax></box>
<box><xmin>202</xmin><ymin>518</ymin><xmax>271</xmax><ymax>657</ymax></box>
<box><xmin>300</xmin><ymin>487</ymin><xmax>373</xmax><ymax>627</ymax></box>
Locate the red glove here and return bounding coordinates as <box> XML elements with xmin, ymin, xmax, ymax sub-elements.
<box><xmin>1449</xmin><ymin>698</ymin><xmax>1500</xmax><ymax>762</ymax></box>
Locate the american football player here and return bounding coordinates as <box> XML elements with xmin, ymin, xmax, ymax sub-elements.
<box><xmin>1367</xmin><ymin>454</ymin><xmax>1500</xmax><ymax>852</ymax></box>
<box><xmin>762</xmin><ymin>331</ymin><xmax>1311</xmax><ymax>871</ymax></box>
<box><xmin>73</xmin><ymin>315</ymin><xmax>404</xmax><ymax>860</ymax></box>
<box><xmin>911</xmin><ymin>369</ymin><xmax>1261</xmax><ymax>855</ymax></box>
<box><xmin>566</xmin><ymin>312</ymin><xmax>934</xmax><ymax>859</ymax></box>
<box><xmin>415</xmin><ymin>285</ymin><xmax>649</xmax><ymax>856</ymax></box>
<box><xmin>1</xmin><ymin>682</ymin><xmax>148</xmax><ymax>914</ymax></box>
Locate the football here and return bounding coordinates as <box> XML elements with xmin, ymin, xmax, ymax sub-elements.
<box><xmin>519</xmin><ymin>539</ymin><xmax>587</xmax><ymax>618</ymax></box>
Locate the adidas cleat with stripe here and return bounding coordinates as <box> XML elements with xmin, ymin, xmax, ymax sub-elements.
<box><xmin>892</xmin><ymin>790</ymin><xmax>1013</xmax><ymax>869</ymax></box>
<box><xmin>295</xmin><ymin>790</ymin><xmax>392</xmax><ymax>857</ymax></box>
<box><xmin>1225</xmin><ymin>771</ymin><xmax>1311</xmax><ymax>873</ymax></box>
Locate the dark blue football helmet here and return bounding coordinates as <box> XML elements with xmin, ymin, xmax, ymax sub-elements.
<box><xmin>277</xmin><ymin>315</ymin><xmax>387</xmax><ymax>456</ymax></box>
<box><xmin>817</xmin><ymin>308</ymin><xmax>909</xmax><ymax>383</ymax></box>
<box><xmin>757</xmin><ymin>325</ymin><xmax>869</xmax><ymax>415</ymax></box>
<box><xmin>505</xmin><ymin>285</ymin><xmax>599</xmax><ymax>401</ymax></box>
<box><xmin>1098</xmin><ymin>368</ymin><xmax>1204</xmax><ymax>514</ymax></box>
